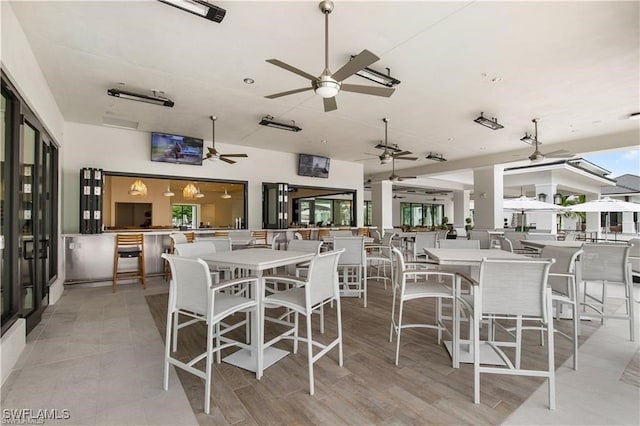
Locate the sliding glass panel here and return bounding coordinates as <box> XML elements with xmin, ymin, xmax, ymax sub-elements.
<box><xmin>314</xmin><ymin>200</ymin><xmax>332</xmax><ymax>226</ymax></box>
<box><xmin>20</xmin><ymin>123</ymin><xmax>36</xmax><ymax>316</ymax></box>
<box><xmin>0</xmin><ymin>92</ymin><xmax>7</xmax><ymax>319</ymax></box>
<box><xmin>334</xmin><ymin>200</ymin><xmax>352</xmax><ymax>226</ymax></box>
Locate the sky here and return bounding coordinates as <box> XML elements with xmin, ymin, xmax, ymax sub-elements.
<box><xmin>583</xmin><ymin>149</ymin><xmax>640</xmax><ymax>178</ymax></box>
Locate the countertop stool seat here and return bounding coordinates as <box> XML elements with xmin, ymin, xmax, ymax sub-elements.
<box><xmin>113</xmin><ymin>233</ymin><xmax>146</xmax><ymax>293</ymax></box>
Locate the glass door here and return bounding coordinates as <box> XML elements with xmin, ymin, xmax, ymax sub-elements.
<box><xmin>20</xmin><ymin>120</ymin><xmax>37</xmax><ymax>320</ymax></box>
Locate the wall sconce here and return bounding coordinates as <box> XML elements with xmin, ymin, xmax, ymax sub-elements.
<box><xmin>553</xmin><ymin>193</ymin><xmax>563</xmax><ymax>205</ymax></box>
<box><xmin>128</xmin><ymin>179</ymin><xmax>147</xmax><ymax>197</ymax></box>
<box><xmin>537</xmin><ymin>193</ymin><xmax>547</xmax><ymax>202</ymax></box>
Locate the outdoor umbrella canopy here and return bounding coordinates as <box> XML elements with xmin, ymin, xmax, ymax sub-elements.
<box><xmin>503</xmin><ymin>196</ymin><xmax>566</xmax><ymax>231</ymax></box>
<box><xmin>566</xmin><ymin>197</ymin><xmax>640</xmax><ymax>213</ymax></box>
<box><xmin>567</xmin><ymin>197</ymin><xmax>640</xmax><ymax>240</ymax></box>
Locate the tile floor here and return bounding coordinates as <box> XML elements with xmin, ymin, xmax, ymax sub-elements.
<box><xmin>1</xmin><ymin>277</ymin><xmax>638</xmax><ymax>425</ymax></box>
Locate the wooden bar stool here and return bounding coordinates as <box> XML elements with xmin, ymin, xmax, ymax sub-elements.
<box><xmin>113</xmin><ymin>233</ymin><xmax>146</xmax><ymax>293</ymax></box>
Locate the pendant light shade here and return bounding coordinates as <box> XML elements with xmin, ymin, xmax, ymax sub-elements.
<box><xmin>128</xmin><ymin>179</ymin><xmax>147</xmax><ymax>197</ymax></box>
<box><xmin>183</xmin><ymin>183</ymin><xmax>199</xmax><ymax>200</ymax></box>
<box><xmin>221</xmin><ymin>188</ymin><xmax>231</xmax><ymax>199</ymax></box>
<box><xmin>163</xmin><ymin>184</ymin><xmax>175</xmax><ymax>197</ymax></box>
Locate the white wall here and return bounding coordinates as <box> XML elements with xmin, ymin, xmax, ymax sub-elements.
<box><xmin>1</xmin><ymin>2</ymin><xmax>67</xmax><ymax>381</ymax></box>
<box><xmin>62</xmin><ymin>122</ymin><xmax>364</xmax><ymax>232</ymax></box>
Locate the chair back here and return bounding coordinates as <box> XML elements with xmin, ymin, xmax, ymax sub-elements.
<box><xmin>294</xmin><ymin>232</ymin><xmax>303</xmax><ymax>240</ymax></box>
<box><xmin>333</xmin><ymin>237</ymin><xmax>365</xmax><ymax>266</ymax></box>
<box><xmin>296</xmin><ymin>229</ymin><xmax>311</xmax><ymax>240</ymax></box>
<box><xmin>251</xmin><ymin>230</ymin><xmax>268</xmax><ymax>244</ymax></box>
<box><xmin>173</xmin><ymin>241</ymin><xmax>216</xmax><ymax>258</ymax></box>
<box><xmin>305</xmin><ymin>249</ymin><xmax>344</xmax><ymax>306</ymax></box>
<box><xmin>540</xmin><ymin>246</ymin><xmax>583</xmax><ymax>296</ymax></box>
<box><xmin>210</xmin><ymin>237</ymin><xmax>232</xmax><ymax>252</ymax></box>
<box><xmin>381</xmin><ymin>231</ymin><xmax>397</xmax><ymax>247</ymax></box>
<box><xmin>497</xmin><ymin>235</ymin><xmax>513</xmax><ymax>252</ymax></box>
<box><xmin>214</xmin><ymin>230</ymin><xmax>229</xmax><ymax>237</ymax></box>
<box><xmin>438</xmin><ymin>239</ymin><xmax>480</xmax><ymax>249</ymax></box>
<box><xmin>317</xmin><ymin>229</ymin><xmax>330</xmax><ymax>239</ymax></box>
<box><xmin>478</xmin><ymin>258</ymin><xmax>554</xmax><ymax>319</ymax></box>
<box><xmin>271</xmin><ymin>233</ymin><xmax>282</xmax><ymax>249</ymax></box>
<box><xmin>504</xmin><ymin>230</ymin><xmax>528</xmax><ymax>251</ymax></box>
<box><xmin>436</xmin><ymin>230</ymin><xmax>448</xmax><ymax>241</ymax></box>
<box><xmin>169</xmin><ymin>233</ymin><xmax>188</xmax><ymax>245</ymax></box>
<box><xmin>564</xmin><ymin>232</ymin><xmax>578</xmax><ymax>241</ymax></box>
<box><xmin>581</xmin><ymin>243</ymin><xmax>631</xmax><ymax>282</ymax></box>
<box><xmin>414</xmin><ymin>232</ymin><xmax>437</xmax><ymax>252</ymax></box>
<box><xmin>526</xmin><ymin>233</ymin><xmax>557</xmax><ymax>241</ymax></box>
<box><xmin>162</xmin><ymin>254</ymin><xmax>212</xmax><ymax>317</ymax></box>
<box><xmin>356</xmin><ymin>228</ymin><xmax>370</xmax><ymax>237</ymax></box>
<box><xmin>390</xmin><ymin>247</ymin><xmax>406</xmax><ymax>289</ymax></box>
<box><xmin>469</xmin><ymin>230</ymin><xmax>491</xmax><ymax>249</ymax></box>
<box><xmin>373</xmin><ymin>230</ymin><xmax>383</xmax><ymax>243</ymax></box>
<box><xmin>330</xmin><ymin>230</ymin><xmax>352</xmax><ymax>237</ymax></box>
<box><xmin>287</xmin><ymin>239</ymin><xmax>323</xmax><ymax>254</ymax></box>
<box><xmin>629</xmin><ymin>238</ymin><xmax>640</xmax><ymax>274</ymax></box>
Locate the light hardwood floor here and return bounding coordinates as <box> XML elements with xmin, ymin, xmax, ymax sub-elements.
<box><xmin>145</xmin><ymin>280</ymin><xmax>598</xmax><ymax>425</ymax></box>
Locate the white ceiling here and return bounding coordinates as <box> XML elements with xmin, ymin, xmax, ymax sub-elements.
<box><xmin>8</xmin><ymin>0</ymin><xmax>640</xmax><ymax>179</ymax></box>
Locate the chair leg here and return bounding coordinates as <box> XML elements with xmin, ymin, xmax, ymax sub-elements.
<box><xmin>163</xmin><ymin>308</ymin><xmax>173</xmax><ymax>391</ymax></box>
<box><xmin>395</xmin><ymin>301</ymin><xmax>404</xmax><ymax>366</ymax></box>
<box><xmin>336</xmin><ymin>298</ymin><xmax>344</xmax><ymax>367</ymax></box>
<box><xmin>172</xmin><ymin>311</ymin><xmax>179</xmax><ymax>352</ymax></box>
<box><xmin>389</xmin><ymin>288</ymin><xmax>397</xmax><ymax>342</ymax></box>
<box><xmin>319</xmin><ymin>305</ymin><xmax>325</xmax><ymax>335</ymax></box>
<box><xmin>293</xmin><ymin>312</ymin><xmax>299</xmax><ymax>354</ymax></box>
<box><xmin>215</xmin><ymin>323</ymin><xmax>221</xmax><ymax>364</ymax></box>
<box><xmin>571</xmin><ymin>301</ymin><xmax>579</xmax><ymax>370</ymax></box>
<box><xmin>627</xmin><ymin>279</ymin><xmax>636</xmax><ymax>342</ymax></box>
<box><xmin>473</xmin><ymin>312</ymin><xmax>481</xmax><ymax>404</ymax></box>
<box><xmin>306</xmin><ymin>314</ymin><xmax>315</xmax><ymax>395</ymax></box>
<box><xmin>546</xmin><ymin>299</ymin><xmax>556</xmax><ymax>410</ymax></box>
<box><xmin>112</xmin><ymin>255</ymin><xmax>118</xmax><ymax>293</ymax></box>
<box><xmin>436</xmin><ymin>297</ymin><xmax>442</xmax><ymax>344</ymax></box>
<box><xmin>204</xmin><ymin>321</ymin><xmax>214</xmax><ymax>415</ymax></box>
<box><xmin>515</xmin><ymin>316</ymin><xmax>523</xmax><ymax>369</ymax></box>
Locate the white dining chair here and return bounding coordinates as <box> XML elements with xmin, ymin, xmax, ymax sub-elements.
<box><xmin>262</xmin><ymin>249</ymin><xmax>345</xmax><ymax>395</ymax></box>
<box><xmin>581</xmin><ymin>243</ymin><xmax>635</xmax><ymax>341</ymax></box>
<box><xmin>409</xmin><ymin>232</ymin><xmax>437</xmax><ymax>261</ymax></box>
<box><xmin>541</xmin><ymin>245</ymin><xmax>583</xmax><ymax>370</ymax></box>
<box><xmin>161</xmin><ymin>254</ymin><xmax>258</xmax><ymax>414</ymax></box>
<box><xmin>469</xmin><ymin>230</ymin><xmax>491</xmax><ymax>249</ymax></box>
<box><xmin>333</xmin><ymin>236</ymin><xmax>367</xmax><ymax>306</ymax></box>
<box><xmin>468</xmin><ymin>257</ymin><xmax>556</xmax><ymax>409</ymax></box>
<box><xmin>389</xmin><ymin>247</ymin><xmax>458</xmax><ymax>366</ymax></box>
<box><xmin>628</xmin><ymin>238</ymin><xmax>640</xmax><ymax>303</ymax></box>
<box><xmin>366</xmin><ymin>232</ymin><xmax>396</xmax><ymax>289</ymax></box>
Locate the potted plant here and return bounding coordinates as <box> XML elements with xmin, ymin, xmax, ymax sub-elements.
<box><xmin>464</xmin><ymin>217</ymin><xmax>473</xmax><ymax>232</ymax></box>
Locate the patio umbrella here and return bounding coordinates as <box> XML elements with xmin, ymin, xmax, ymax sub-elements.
<box><xmin>567</xmin><ymin>197</ymin><xmax>640</xmax><ymax>239</ymax></box>
<box><xmin>503</xmin><ymin>196</ymin><xmax>567</xmax><ymax>231</ymax></box>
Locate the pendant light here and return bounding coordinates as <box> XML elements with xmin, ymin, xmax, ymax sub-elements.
<box><xmin>183</xmin><ymin>183</ymin><xmax>199</xmax><ymax>200</ymax></box>
<box><xmin>163</xmin><ymin>184</ymin><xmax>175</xmax><ymax>197</ymax></box>
<box><xmin>128</xmin><ymin>179</ymin><xmax>147</xmax><ymax>197</ymax></box>
<box><xmin>221</xmin><ymin>188</ymin><xmax>231</xmax><ymax>199</ymax></box>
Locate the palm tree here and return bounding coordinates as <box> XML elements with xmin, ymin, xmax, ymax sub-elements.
<box><xmin>557</xmin><ymin>194</ymin><xmax>586</xmax><ymax>231</ymax></box>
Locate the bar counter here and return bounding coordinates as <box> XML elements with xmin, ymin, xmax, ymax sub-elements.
<box><xmin>62</xmin><ymin>228</ymin><xmax>370</xmax><ymax>284</ymax></box>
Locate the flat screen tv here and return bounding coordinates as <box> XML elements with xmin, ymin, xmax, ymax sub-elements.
<box><xmin>151</xmin><ymin>132</ymin><xmax>203</xmax><ymax>165</ymax></box>
<box><xmin>298</xmin><ymin>154</ymin><xmax>330</xmax><ymax>178</ymax></box>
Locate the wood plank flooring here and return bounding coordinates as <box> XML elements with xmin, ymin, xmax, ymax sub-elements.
<box><xmin>145</xmin><ymin>280</ymin><xmax>599</xmax><ymax>425</ymax></box>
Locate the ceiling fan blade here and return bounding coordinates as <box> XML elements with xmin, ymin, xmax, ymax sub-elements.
<box><xmin>208</xmin><ymin>147</ymin><xmax>217</xmax><ymax>154</ymax></box>
<box><xmin>392</xmin><ymin>151</ymin><xmax>412</xmax><ymax>157</ymax></box>
<box><xmin>394</xmin><ymin>156</ymin><xmax>418</xmax><ymax>161</ymax></box>
<box><xmin>544</xmin><ymin>149</ymin><xmax>573</xmax><ymax>158</ymax></box>
<box><xmin>220</xmin><ymin>154</ymin><xmax>248</xmax><ymax>158</ymax></box>
<box><xmin>323</xmin><ymin>97</ymin><xmax>337</xmax><ymax>112</ymax></box>
<box><xmin>340</xmin><ymin>83</ymin><xmax>395</xmax><ymax>97</ymax></box>
<box><xmin>400</xmin><ymin>176</ymin><xmax>417</xmax><ymax>180</ymax></box>
<box><xmin>331</xmin><ymin>49</ymin><xmax>379</xmax><ymax>82</ymax></box>
<box><xmin>219</xmin><ymin>157</ymin><xmax>236</xmax><ymax>164</ymax></box>
<box><xmin>265</xmin><ymin>87</ymin><xmax>313</xmax><ymax>99</ymax></box>
<box><xmin>265</xmin><ymin>59</ymin><xmax>317</xmax><ymax>81</ymax></box>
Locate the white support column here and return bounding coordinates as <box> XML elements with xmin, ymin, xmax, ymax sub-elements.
<box><xmin>533</xmin><ymin>183</ymin><xmax>558</xmax><ymax>234</ymax></box>
<box><xmin>372</xmin><ymin>180</ymin><xmax>393</xmax><ymax>234</ymax></box>
<box><xmin>622</xmin><ymin>211</ymin><xmax>635</xmax><ymax>234</ymax></box>
<box><xmin>453</xmin><ymin>190</ymin><xmax>470</xmax><ymax>229</ymax></box>
<box><xmin>473</xmin><ymin>166</ymin><xmax>504</xmax><ymax>230</ymax></box>
<box><xmin>585</xmin><ymin>193</ymin><xmax>601</xmax><ymax>240</ymax></box>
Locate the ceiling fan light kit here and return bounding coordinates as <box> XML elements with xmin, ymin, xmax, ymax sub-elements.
<box><xmin>157</xmin><ymin>0</ymin><xmax>226</xmax><ymax>23</ymax></box>
<box><xmin>107</xmin><ymin>88</ymin><xmax>174</xmax><ymax>107</ymax></box>
<box><xmin>426</xmin><ymin>152</ymin><xmax>447</xmax><ymax>162</ymax></box>
<box><xmin>259</xmin><ymin>115</ymin><xmax>303</xmax><ymax>132</ymax></box>
<box><xmin>474</xmin><ymin>112</ymin><xmax>504</xmax><ymax>130</ymax></box>
<box><xmin>264</xmin><ymin>0</ymin><xmax>395</xmax><ymax>112</ymax></box>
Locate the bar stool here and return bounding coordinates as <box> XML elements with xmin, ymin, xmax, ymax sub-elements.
<box><xmin>113</xmin><ymin>233</ymin><xmax>146</xmax><ymax>293</ymax></box>
<box><xmin>164</xmin><ymin>232</ymin><xmax>195</xmax><ymax>280</ymax></box>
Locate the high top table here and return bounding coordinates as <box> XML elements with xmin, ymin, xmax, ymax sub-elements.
<box><xmin>424</xmin><ymin>248</ymin><xmax>532</xmax><ymax>367</ymax></box>
<box><xmin>200</xmin><ymin>248</ymin><xmax>315</xmax><ymax>379</ymax></box>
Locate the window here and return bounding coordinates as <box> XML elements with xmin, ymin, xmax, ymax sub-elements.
<box><xmin>363</xmin><ymin>201</ymin><xmax>372</xmax><ymax>226</ymax></box>
<box><xmin>172</xmin><ymin>204</ymin><xmax>197</xmax><ymax>229</ymax></box>
<box><xmin>400</xmin><ymin>202</ymin><xmax>444</xmax><ymax>228</ymax></box>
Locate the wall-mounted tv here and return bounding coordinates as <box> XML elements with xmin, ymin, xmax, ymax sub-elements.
<box><xmin>298</xmin><ymin>154</ymin><xmax>330</xmax><ymax>178</ymax></box>
<box><xmin>151</xmin><ymin>132</ymin><xmax>203</xmax><ymax>165</ymax></box>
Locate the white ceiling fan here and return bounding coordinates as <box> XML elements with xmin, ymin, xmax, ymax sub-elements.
<box><xmin>264</xmin><ymin>0</ymin><xmax>395</xmax><ymax>112</ymax></box>
<box><xmin>520</xmin><ymin>118</ymin><xmax>573</xmax><ymax>162</ymax></box>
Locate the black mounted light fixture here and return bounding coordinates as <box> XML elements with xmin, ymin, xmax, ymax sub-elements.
<box><xmin>473</xmin><ymin>112</ymin><xmax>504</xmax><ymax>130</ymax></box>
<box><xmin>520</xmin><ymin>132</ymin><xmax>539</xmax><ymax>145</ymax></box>
<box><xmin>350</xmin><ymin>56</ymin><xmax>401</xmax><ymax>87</ymax></box>
<box><xmin>425</xmin><ymin>152</ymin><xmax>447</xmax><ymax>162</ymax></box>
<box><xmin>107</xmin><ymin>88</ymin><xmax>174</xmax><ymax>107</ymax></box>
<box><xmin>157</xmin><ymin>0</ymin><xmax>226</xmax><ymax>23</ymax></box>
<box><xmin>259</xmin><ymin>115</ymin><xmax>302</xmax><ymax>132</ymax></box>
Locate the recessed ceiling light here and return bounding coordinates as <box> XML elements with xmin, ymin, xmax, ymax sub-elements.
<box><xmin>447</xmin><ymin>137</ymin><xmax>454</xmax><ymax>142</ymax></box>
<box><xmin>479</xmin><ymin>147</ymin><xmax>486</xmax><ymax>150</ymax></box>
<box><xmin>629</xmin><ymin>112</ymin><xmax>640</xmax><ymax>120</ymax></box>
<box><xmin>491</xmin><ymin>76</ymin><xmax>503</xmax><ymax>83</ymax></box>
<box><xmin>243</xmin><ymin>78</ymin><xmax>255</xmax><ymax>84</ymax></box>
<box><xmin>320</xmin><ymin>139</ymin><xmax>327</xmax><ymax>143</ymax></box>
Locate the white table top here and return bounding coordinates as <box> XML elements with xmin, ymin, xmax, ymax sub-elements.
<box><xmin>321</xmin><ymin>236</ymin><xmax>374</xmax><ymax>243</ymax></box>
<box><xmin>424</xmin><ymin>248</ymin><xmax>530</xmax><ymax>266</ymax></box>
<box><xmin>519</xmin><ymin>240</ymin><xmax>584</xmax><ymax>249</ymax></box>
<box><xmin>201</xmin><ymin>248</ymin><xmax>315</xmax><ymax>271</ymax></box>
